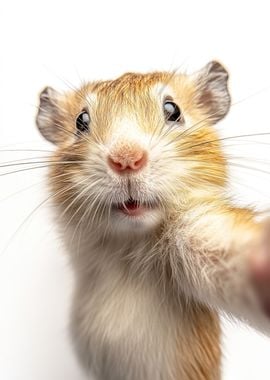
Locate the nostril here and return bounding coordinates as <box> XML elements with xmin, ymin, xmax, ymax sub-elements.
<box><xmin>108</xmin><ymin>150</ymin><xmax>148</xmax><ymax>173</ymax></box>
<box><xmin>108</xmin><ymin>156</ymin><xmax>126</xmax><ymax>172</ymax></box>
<box><xmin>130</xmin><ymin>151</ymin><xmax>147</xmax><ymax>170</ymax></box>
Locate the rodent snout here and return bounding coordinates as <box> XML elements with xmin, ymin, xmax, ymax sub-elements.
<box><xmin>107</xmin><ymin>142</ymin><xmax>148</xmax><ymax>174</ymax></box>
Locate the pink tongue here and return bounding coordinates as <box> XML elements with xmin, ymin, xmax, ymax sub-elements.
<box><xmin>125</xmin><ymin>201</ymin><xmax>139</xmax><ymax>210</ymax></box>
<box><xmin>118</xmin><ymin>200</ymin><xmax>144</xmax><ymax>216</ymax></box>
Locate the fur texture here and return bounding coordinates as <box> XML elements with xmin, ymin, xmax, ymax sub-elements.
<box><xmin>36</xmin><ymin>62</ymin><xmax>270</xmax><ymax>379</ymax></box>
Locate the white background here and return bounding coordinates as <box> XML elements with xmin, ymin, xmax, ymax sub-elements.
<box><xmin>1</xmin><ymin>1</ymin><xmax>270</xmax><ymax>379</ymax></box>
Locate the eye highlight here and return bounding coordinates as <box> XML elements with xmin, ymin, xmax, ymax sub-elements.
<box><xmin>76</xmin><ymin>110</ymin><xmax>90</xmax><ymax>133</ymax></box>
<box><xmin>163</xmin><ymin>100</ymin><xmax>182</xmax><ymax>123</ymax></box>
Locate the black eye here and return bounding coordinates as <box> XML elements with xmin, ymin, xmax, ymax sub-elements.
<box><xmin>163</xmin><ymin>101</ymin><xmax>181</xmax><ymax>122</ymax></box>
<box><xmin>76</xmin><ymin>110</ymin><xmax>90</xmax><ymax>133</ymax></box>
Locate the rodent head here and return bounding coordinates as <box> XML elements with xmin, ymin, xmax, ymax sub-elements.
<box><xmin>36</xmin><ymin>61</ymin><xmax>230</xmax><ymax>236</ymax></box>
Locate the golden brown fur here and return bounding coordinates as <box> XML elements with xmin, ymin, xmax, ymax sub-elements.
<box><xmin>36</xmin><ymin>62</ymin><xmax>270</xmax><ymax>380</ymax></box>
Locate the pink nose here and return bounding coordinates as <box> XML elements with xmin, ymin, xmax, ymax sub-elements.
<box><xmin>108</xmin><ymin>147</ymin><xmax>148</xmax><ymax>173</ymax></box>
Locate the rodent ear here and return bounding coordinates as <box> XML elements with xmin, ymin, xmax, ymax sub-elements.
<box><xmin>194</xmin><ymin>61</ymin><xmax>231</xmax><ymax>123</ymax></box>
<box><xmin>36</xmin><ymin>86</ymin><xmax>62</xmax><ymax>144</ymax></box>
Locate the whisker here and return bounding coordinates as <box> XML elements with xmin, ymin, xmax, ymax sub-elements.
<box><xmin>61</xmin><ymin>178</ymin><xmax>103</xmax><ymax>227</ymax></box>
<box><xmin>0</xmin><ymin>179</ymin><xmax>46</xmax><ymax>203</ymax></box>
<box><xmin>0</xmin><ymin>148</ymin><xmax>54</xmax><ymax>153</ymax></box>
<box><xmin>0</xmin><ymin>159</ymin><xmax>87</xmax><ymax>169</ymax></box>
<box><xmin>227</xmin><ymin>162</ymin><xmax>270</xmax><ymax>176</ymax></box>
<box><xmin>0</xmin><ymin>157</ymin><xmax>99</xmax><ymax>176</ymax></box>
<box><xmin>187</xmin><ymin>132</ymin><xmax>270</xmax><ymax>151</ymax></box>
<box><xmin>69</xmin><ymin>185</ymin><xmax>104</xmax><ymax>248</ymax></box>
<box><xmin>227</xmin><ymin>156</ymin><xmax>270</xmax><ymax>165</ymax></box>
<box><xmin>0</xmin><ymin>165</ymin><xmax>52</xmax><ymax>177</ymax></box>
<box><xmin>0</xmin><ymin>182</ymin><xmax>82</xmax><ymax>256</ymax></box>
<box><xmin>0</xmin><ymin>169</ymin><xmax>87</xmax><ymax>203</ymax></box>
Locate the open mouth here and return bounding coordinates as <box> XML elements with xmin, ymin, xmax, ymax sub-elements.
<box><xmin>113</xmin><ymin>198</ymin><xmax>155</xmax><ymax>216</ymax></box>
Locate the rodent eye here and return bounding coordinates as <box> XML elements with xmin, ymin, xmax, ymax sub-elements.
<box><xmin>76</xmin><ymin>110</ymin><xmax>90</xmax><ymax>133</ymax></box>
<box><xmin>163</xmin><ymin>101</ymin><xmax>181</xmax><ymax>122</ymax></box>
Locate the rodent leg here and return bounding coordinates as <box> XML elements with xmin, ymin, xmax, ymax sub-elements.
<box><xmin>177</xmin><ymin>200</ymin><xmax>270</xmax><ymax>332</ymax></box>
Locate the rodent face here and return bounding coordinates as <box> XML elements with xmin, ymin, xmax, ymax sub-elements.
<box><xmin>36</xmin><ymin>61</ymin><xmax>230</xmax><ymax>235</ymax></box>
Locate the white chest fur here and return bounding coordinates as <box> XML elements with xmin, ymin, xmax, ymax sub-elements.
<box><xmin>69</xmin><ymin>237</ymin><xmax>182</xmax><ymax>380</ymax></box>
